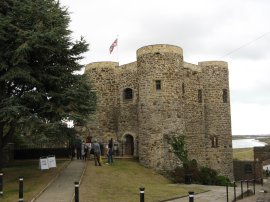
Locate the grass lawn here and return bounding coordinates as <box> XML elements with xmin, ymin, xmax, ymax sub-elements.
<box><xmin>233</xmin><ymin>148</ymin><xmax>254</xmax><ymax>161</ymax></box>
<box><xmin>1</xmin><ymin>159</ymin><xmax>69</xmax><ymax>202</ymax></box>
<box><xmin>80</xmin><ymin>159</ymin><xmax>206</xmax><ymax>202</ymax></box>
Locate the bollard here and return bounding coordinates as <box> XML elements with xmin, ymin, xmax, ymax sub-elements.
<box><xmin>139</xmin><ymin>187</ymin><xmax>145</xmax><ymax>202</ymax></box>
<box><xmin>19</xmin><ymin>177</ymin><xmax>23</xmax><ymax>202</ymax></box>
<box><xmin>188</xmin><ymin>191</ymin><xmax>194</xmax><ymax>202</ymax></box>
<box><xmin>233</xmin><ymin>181</ymin><xmax>236</xmax><ymax>201</ymax></box>
<box><xmin>247</xmin><ymin>180</ymin><xmax>249</xmax><ymax>196</ymax></box>
<box><xmin>0</xmin><ymin>173</ymin><xmax>3</xmax><ymax>196</ymax></box>
<box><xmin>253</xmin><ymin>179</ymin><xmax>255</xmax><ymax>195</ymax></box>
<box><xmin>75</xmin><ymin>181</ymin><xmax>79</xmax><ymax>202</ymax></box>
<box><xmin>241</xmin><ymin>180</ymin><xmax>243</xmax><ymax>199</ymax></box>
<box><xmin>261</xmin><ymin>178</ymin><xmax>263</xmax><ymax>186</ymax></box>
<box><xmin>226</xmin><ymin>184</ymin><xmax>228</xmax><ymax>202</ymax></box>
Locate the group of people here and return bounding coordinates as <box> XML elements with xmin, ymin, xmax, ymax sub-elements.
<box><xmin>72</xmin><ymin>135</ymin><xmax>114</xmax><ymax>166</ymax></box>
<box><xmin>73</xmin><ymin>136</ymin><xmax>89</xmax><ymax>161</ymax></box>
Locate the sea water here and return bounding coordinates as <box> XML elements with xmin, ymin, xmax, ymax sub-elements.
<box><xmin>232</xmin><ymin>138</ymin><xmax>267</xmax><ymax>149</ymax></box>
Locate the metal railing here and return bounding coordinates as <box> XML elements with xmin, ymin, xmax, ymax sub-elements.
<box><xmin>226</xmin><ymin>178</ymin><xmax>263</xmax><ymax>202</ymax></box>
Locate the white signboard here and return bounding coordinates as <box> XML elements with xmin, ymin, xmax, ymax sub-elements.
<box><xmin>39</xmin><ymin>157</ymin><xmax>49</xmax><ymax>170</ymax></box>
<box><xmin>48</xmin><ymin>155</ymin><xmax>57</xmax><ymax>168</ymax></box>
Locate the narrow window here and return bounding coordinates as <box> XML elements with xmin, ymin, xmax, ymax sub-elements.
<box><xmin>124</xmin><ymin>88</ymin><xmax>133</xmax><ymax>100</ymax></box>
<box><xmin>244</xmin><ymin>164</ymin><xmax>253</xmax><ymax>174</ymax></box>
<box><xmin>223</xmin><ymin>89</ymin><xmax>228</xmax><ymax>103</ymax></box>
<box><xmin>182</xmin><ymin>83</ymin><xmax>185</xmax><ymax>94</ymax></box>
<box><xmin>211</xmin><ymin>136</ymin><xmax>218</xmax><ymax>148</ymax></box>
<box><xmin>198</xmin><ymin>89</ymin><xmax>202</xmax><ymax>103</ymax></box>
<box><xmin>156</xmin><ymin>80</ymin><xmax>161</xmax><ymax>90</ymax></box>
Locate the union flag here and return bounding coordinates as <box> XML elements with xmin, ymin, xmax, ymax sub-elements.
<box><xmin>109</xmin><ymin>38</ymin><xmax>118</xmax><ymax>54</ymax></box>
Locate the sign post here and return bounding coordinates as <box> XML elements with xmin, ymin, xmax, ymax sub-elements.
<box><xmin>39</xmin><ymin>157</ymin><xmax>49</xmax><ymax>170</ymax></box>
<box><xmin>48</xmin><ymin>155</ymin><xmax>56</xmax><ymax>168</ymax></box>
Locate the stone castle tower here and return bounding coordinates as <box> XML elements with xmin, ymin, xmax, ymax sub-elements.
<box><xmin>85</xmin><ymin>44</ymin><xmax>233</xmax><ymax>179</ymax></box>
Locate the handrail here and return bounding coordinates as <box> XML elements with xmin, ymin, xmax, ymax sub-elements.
<box><xmin>226</xmin><ymin>177</ymin><xmax>263</xmax><ymax>202</ymax></box>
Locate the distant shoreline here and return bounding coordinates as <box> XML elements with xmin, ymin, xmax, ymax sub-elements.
<box><xmin>232</xmin><ymin>135</ymin><xmax>269</xmax><ymax>149</ymax></box>
<box><xmin>233</xmin><ymin>134</ymin><xmax>270</xmax><ymax>140</ymax></box>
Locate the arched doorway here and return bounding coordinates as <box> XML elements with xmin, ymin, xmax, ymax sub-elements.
<box><xmin>124</xmin><ymin>134</ymin><xmax>134</xmax><ymax>156</ymax></box>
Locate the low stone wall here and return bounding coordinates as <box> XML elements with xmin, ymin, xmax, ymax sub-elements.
<box><xmin>233</xmin><ymin>160</ymin><xmax>260</xmax><ymax>181</ymax></box>
<box><xmin>253</xmin><ymin>145</ymin><xmax>270</xmax><ymax>178</ymax></box>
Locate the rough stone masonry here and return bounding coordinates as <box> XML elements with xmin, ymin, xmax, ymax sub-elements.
<box><xmin>84</xmin><ymin>44</ymin><xmax>233</xmax><ymax>179</ymax></box>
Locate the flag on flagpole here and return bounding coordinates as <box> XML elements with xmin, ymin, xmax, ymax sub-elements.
<box><xmin>109</xmin><ymin>38</ymin><xmax>118</xmax><ymax>54</ymax></box>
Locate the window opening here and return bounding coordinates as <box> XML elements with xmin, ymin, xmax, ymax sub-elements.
<box><xmin>182</xmin><ymin>83</ymin><xmax>185</xmax><ymax>94</ymax></box>
<box><xmin>244</xmin><ymin>164</ymin><xmax>253</xmax><ymax>174</ymax></box>
<box><xmin>156</xmin><ymin>80</ymin><xmax>161</xmax><ymax>90</ymax></box>
<box><xmin>124</xmin><ymin>88</ymin><xmax>133</xmax><ymax>100</ymax></box>
<box><xmin>198</xmin><ymin>89</ymin><xmax>202</xmax><ymax>103</ymax></box>
<box><xmin>223</xmin><ymin>89</ymin><xmax>228</xmax><ymax>103</ymax></box>
<box><xmin>211</xmin><ymin>136</ymin><xmax>218</xmax><ymax>148</ymax></box>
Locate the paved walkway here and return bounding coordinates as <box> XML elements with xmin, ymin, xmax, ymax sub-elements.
<box><xmin>32</xmin><ymin>159</ymin><xmax>86</xmax><ymax>202</ymax></box>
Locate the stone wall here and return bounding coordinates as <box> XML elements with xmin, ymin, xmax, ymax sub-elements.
<box><xmin>85</xmin><ymin>62</ymin><xmax>119</xmax><ymax>142</ymax></box>
<box><xmin>84</xmin><ymin>44</ymin><xmax>233</xmax><ymax>179</ymax></box>
<box><xmin>233</xmin><ymin>160</ymin><xmax>256</xmax><ymax>181</ymax></box>
<box><xmin>137</xmin><ymin>45</ymin><xmax>184</xmax><ymax>170</ymax></box>
<box><xmin>254</xmin><ymin>146</ymin><xmax>270</xmax><ymax>178</ymax></box>
<box><xmin>200</xmin><ymin>61</ymin><xmax>233</xmax><ymax>179</ymax></box>
<box><xmin>182</xmin><ymin>65</ymin><xmax>206</xmax><ymax>167</ymax></box>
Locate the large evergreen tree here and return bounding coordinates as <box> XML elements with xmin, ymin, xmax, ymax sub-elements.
<box><xmin>0</xmin><ymin>0</ymin><xmax>96</xmax><ymax>169</ymax></box>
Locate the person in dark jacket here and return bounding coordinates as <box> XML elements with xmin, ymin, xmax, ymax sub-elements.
<box><xmin>107</xmin><ymin>138</ymin><xmax>113</xmax><ymax>164</ymax></box>
<box><xmin>93</xmin><ymin>139</ymin><xmax>101</xmax><ymax>166</ymax></box>
<box><xmin>74</xmin><ymin>135</ymin><xmax>82</xmax><ymax>160</ymax></box>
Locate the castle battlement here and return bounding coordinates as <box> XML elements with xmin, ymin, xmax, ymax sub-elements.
<box><xmin>137</xmin><ymin>44</ymin><xmax>183</xmax><ymax>57</ymax></box>
<box><xmin>85</xmin><ymin>61</ymin><xmax>119</xmax><ymax>71</ymax></box>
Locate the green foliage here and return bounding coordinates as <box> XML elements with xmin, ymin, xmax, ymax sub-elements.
<box><xmin>168</xmin><ymin>134</ymin><xmax>231</xmax><ymax>186</ymax></box>
<box><xmin>169</xmin><ymin>135</ymin><xmax>188</xmax><ymax>165</ymax></box>
<box><xmin>199</xmin><ymin>166</ymin><xmax>218</xmax><ymax>185</ymax></box>
<box><xmin>14</xmin><ymin>122</ymin><xmax>77</xmax><ymax>147</ymax></box>
<box><xmin>198</xmin><ymin>167</ymin><xmax>232</xmax><ymax>186</ymax></box>
<box><xmin>215</xmin><ymin>175</ymin><xmax>232</xmax><ymax>186</ymax></box>
<box><xmin>0</xmin><ymin>0</ymin><xmax>96</xmax><ymax>168</ymax></box>
<box><xmin>171</xmin><ymin>165</ymin><xmax>231</xmax><ymax>186</ymax></box>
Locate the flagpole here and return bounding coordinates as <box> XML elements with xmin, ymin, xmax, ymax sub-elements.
<box><xmin>117</xmin><ymin>34</ymin><xmax>119</xmax><ymax>63</ymax></box>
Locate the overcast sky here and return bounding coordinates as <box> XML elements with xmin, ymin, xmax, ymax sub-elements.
<box><xmin>60</xmin><ymin>0</ymin><xmax>270</xmax><ymax>135</ymax></box>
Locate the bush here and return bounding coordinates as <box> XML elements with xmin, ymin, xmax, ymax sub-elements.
<box><xmin>168</xmin><ymin>134</ymin><xmax>231</xmax><ymax>186</ymax></box>
<box><xmin>171</xmin><ymin>165</ymin><xmax>232</xmax><ymax>186</ymax></box>
<box><xmin>215</xmin><ymin>175</ymin><xmax>232</xmax><ymax>186</ymax></box>
<box><xmin>171</xmin><ymin>166</ymin><xmax>186</xmax><ymax>183</ymax></box>
<box><xmin>199</xmin><ymin>167</ymin><xmax>218</xmax><ymax>185</ymax></box>
<box><xmin>171</xmin><ymin>160</ymin><xmax>200</xmax><ymax>184</ymax></box>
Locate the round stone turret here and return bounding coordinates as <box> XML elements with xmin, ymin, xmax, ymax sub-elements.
<box><xmin>137</xmin><ymin>44</ymin><xmax>183</xmax><ymax>59</ymax></box>
<box><xmin>136</xmin><ymin>44</ymin><xmax>185</xmax><ymax>170</ymax></box>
